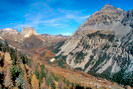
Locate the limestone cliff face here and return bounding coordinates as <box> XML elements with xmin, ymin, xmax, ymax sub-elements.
<box><xmin>57</xmin><ymin>29</ymin><xmax>133</xmax><ymax>85</ymax></box>
<box><xmin>21</xmin><ymin>27</ymin><xmax>38</xmax><ymax>38</ymax></box>
<box><xmin>56</xmin><ymin>4</ymin><xmax>133</xmax><ymax>86</ymax></box>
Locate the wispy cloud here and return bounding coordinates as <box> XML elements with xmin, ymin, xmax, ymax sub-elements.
<box><xmin>14</xmin><ymin>10</ymin><xmax>90</xmax><ymax>30</ymax></box>
<box><xmin>12</xmin><ymin>1</ymin><xmax>90</xmax><ymax>35</ymax></box>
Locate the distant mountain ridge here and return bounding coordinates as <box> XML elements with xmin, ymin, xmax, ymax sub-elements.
<box><xmin>1</xmin><ymin>27</ymin><xmax>39</xmax><ymax>38</ymax></box>
<box><xmin>0</xmin><ymin>27</ymin><xmax>68</xmax><ymax>57</ymax></box>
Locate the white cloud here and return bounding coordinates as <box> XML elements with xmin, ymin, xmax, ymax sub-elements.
<box><xmin>61</xmin><ymin>32</ymin><xmax>72</xmax><ymax>36</ymax></box>
<box><xmin>58</xmin><ymin>8</ymin><xmax>90</xmax><ymax>22</ymax></box>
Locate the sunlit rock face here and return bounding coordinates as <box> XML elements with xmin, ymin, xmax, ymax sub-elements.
<box><xmin>21</xmin><ymin>27</ymin><xmax>38</xmax><ymax>38</ymax></box>
<box><xmin>56</xmin><ymin>4</ymin><xmax>133</xmax><ymax>86</ymax></box>
<box><xmin>0</xmin><ymin>28</ymin><xmax>18</xmax><ymax>36</ymax></box>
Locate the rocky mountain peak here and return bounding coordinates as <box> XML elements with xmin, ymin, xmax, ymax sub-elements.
<box><xmin>77</xmin><ymin>4</ymin><xmax>131</xmax><ymax>37</ymax></box>
<box><xmin>83</xmin><ymin>4</ymin><xmax>124</xmax><ymax>25</ymax></box>
<box><xmin>101</xmin><ymin>4</ymin><xmax>124</xmax><ymax>13</ymax></box>
<box><xmin>101</xmin><ymin>4</ymin><xmax>115</xmax><ymax>10</ymax></box>
<box><xmin>21</xmin><ymin>27</ymin><xmax>38</xmax><ymax>38</ymax></box>
<box><xmin>1</xmin><ymin>28</ymin><xmax>18</xmax><ymax>34</ymax></box>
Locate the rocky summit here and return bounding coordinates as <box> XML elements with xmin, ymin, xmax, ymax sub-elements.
<box><xmin>77</xmin><ymin>4</ymin><xmax>131</xmax><ymax>37</ymax></box>
<box><xmin>21</xmin><ymin>27</ymin><xmax>38</xmax><ymax>38</ymax></box>
<box><xmin>56</xmin><ymin>4</ymin><xmax>133</xmax><ymax>86</ymax></box>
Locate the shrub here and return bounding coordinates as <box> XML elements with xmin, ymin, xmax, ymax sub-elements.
<box><xmin>41</xmin><ymin>64</ymin><xmax>46</xmax><ymax>78</ymax></box>
<box><xmin>34</xmin><ymin>64</ymin><xmax>46</xmax><ymax>84</ymax></box>
<box><xmin>53</xmin><ymin>41</ymin><xmax>65</xmax><ymax>53</ymax></box>
<box><xmin>10</xmin><ymin>65</ymin><xmax>24</xmax><ymax>83</ymax></box>
<box><xmin>16</xmin><ymin>75</ymin><xmax>24</xmax><ymax>89</ymax></box>
<box><xmin>39</xmin><ymin>64</ymin><xmax>46</xmax><ymax>83</ymax></box>
<box><xmin>74</xmin><ymin>52</ymin><xmax>87</xmax><ymax>64</ymax></box>
<box><xmin>51</xmin><ymin>73</ymin><xmax>60</xmax><ymax>82</ymax></box>
<box><xmin>20</xmin><ymin>54</ymin><xmax>32</xmax><ymax>67</ymax></box>
<box><xmin>34</xmin><ymin>65</ymin><xmax>39</xmax><ymax>79</ymax></box>
<box><xmin>57</xmin><ymin>57</ymin><xmax>66</xmax><ymax>68</ymax></box>
<box><xmin>46</xmin><ymin>74</ymin><xmax>54</xmax><ymax>86</ymax></box>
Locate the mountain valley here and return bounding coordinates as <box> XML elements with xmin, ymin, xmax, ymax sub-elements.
<box><xmin>0</xmin><ymin>4</ymin><xmax>133</xmax><ymax>89</ymax></box>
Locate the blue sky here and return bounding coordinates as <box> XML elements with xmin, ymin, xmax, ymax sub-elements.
<box><xmin>0</xmin><ymin>0</ymin><xmax>133</xmax><ymax>35</ymax></box>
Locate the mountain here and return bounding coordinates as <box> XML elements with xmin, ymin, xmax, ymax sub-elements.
<box><xmin>77</xmin><ymin>4</ymin><xmax>131</xmax><ymax>37</ymax></box>
<box><xmin>0</xmin><ymin>36</ymin><xmax>125</xmax><ymax>89</ymax></box>
<box><xmin>0</xmin><ymin>27</ymin><xmax>68</xmax><ymax>59</ymax></box>
<box><xmin>55</xmin><ymin>4</ymin><xmax>133</xmax><ymax>86</ymax></box>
